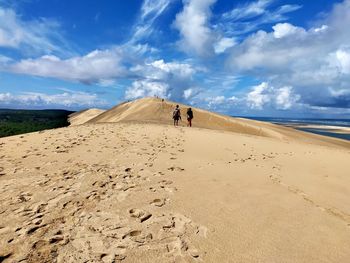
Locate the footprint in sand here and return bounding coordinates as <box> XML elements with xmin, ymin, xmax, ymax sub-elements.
<box><xmin>18</xmin><ymin>192</ymin><xmax>32</xmax><ymax>203</ymax></box>
<box><xmin>129</xmin><ymin>208</ymin><xmax>152</xmax><ymax>223</ymax></box>
<box><xmin>150</xmin><ymin>198</ymin><xmax>167</xmax><ymax>207</ymax></box>
<box><xmin>167</xmin><ymin>167</ymin><xmax>185</xmax><ymax>172</ymax></box>
<box><xmin>123</xmin><ymin>230</ymin><xmax>153</xmax><ymax>245</ymax></box>
<box><xmin>0</xmin><ymin>253</ymin><xmax>13</xmax><ymax>262</ymax></box>
<box><xmin>159</xmin><ymin>179</ymin><xmax>173</xmax><ymax>185</ymax></box>
<box><xmin>101</xmin><ymin>253</ymin><xmax>126</xmax><ymax>262</ymax></box>
<box><xmin>150</xmin><ymin>180</ymin><xmax>177</xmax><ymax>194</ymax></box>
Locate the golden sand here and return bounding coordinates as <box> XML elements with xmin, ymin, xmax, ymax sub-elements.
<box><xmin>0</xmin><ymin>98</ymin><xmax>349</xmax><ymax>262</ymax></box>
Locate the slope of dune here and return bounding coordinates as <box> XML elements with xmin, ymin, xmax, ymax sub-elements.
<box><xmin>0</xmin><ymin>122</ymin><xmax>349</xmax><ymax>262</ymax></box>
<box><xmin>1</xmin><ymin>98</ymin><xmax>349</xmax><ymax>263</ymax></box>
<box><xmin>68</xmin><ymin>108</ymin><xmax>105</xmax><ymax>126</ymax></box>
<box><xmin>88</xmin><ymin>97</ymin><xmax>350</xmax><ymax>148</ymax></box>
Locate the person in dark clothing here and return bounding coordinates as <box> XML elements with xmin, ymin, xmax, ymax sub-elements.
<box><xmin>173</xmin><ymin>105</ymin><xmax>181</xmax><ymax>126</ymax></box>
<box><xmin>187</xmin><ymin>108</ymin><xmax>193</xmax><ymax>127</ymax></box>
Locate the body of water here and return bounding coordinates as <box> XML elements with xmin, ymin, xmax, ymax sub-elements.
<box><xmin>241</xmin><ymin>117</ymin><xmax>350</xmax><ymax>141</ymax></box>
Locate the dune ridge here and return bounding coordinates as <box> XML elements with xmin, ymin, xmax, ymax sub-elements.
<box><xmin>68</xmin><ymin>108</ymin><xmax>105</xmax><ymax>126</ymax></box>
<box><xmin>87</xmin><ymin>97</ymin><xmax>349</xmax><ymax>148</ymax></box>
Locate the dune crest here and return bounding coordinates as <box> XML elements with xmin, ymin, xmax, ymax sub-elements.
<box><xmin>68</xmin><ymin>108</ymin><xmax>105</xmax><ymax>126</ymax></box>
<box><xmin>87</xmin><ymin>97</ymin><xmax>349</xmax><ymax>148</ymax></box>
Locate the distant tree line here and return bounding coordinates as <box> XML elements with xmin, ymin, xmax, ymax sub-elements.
<box><xmin>0</xmin><ymin>109</ymin><xmax>74</xmax><ymax>138</ymax></box>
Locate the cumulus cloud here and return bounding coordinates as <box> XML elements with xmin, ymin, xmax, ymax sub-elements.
<box><xmin>214</xmin><ymin>37</ymin><xmax>236</xmax><ymax>54</ymax></box>
<box><xmin>0</xmin><ymin>7</ymin><xmax>70</xmax><ymax>55</ymax></box>
<box><xmin>335</xmin><ymin>49</ymin><xmax>350</xmax><ymax>74</ymax></box>
<box><xmin>228</xmin><ymin>1</ymin><xmax>350</xmax><ymax>74</ymax></box>
<box><xmin>129</xmin><ymin>59</ymin><xmax>196</xmax><ymax>81</ymax></box>
<box><xmin>184</xmin><ymin>81</ymin><xmax>300</xmax><ymax>114</ymax></box>
<box><xmin>0</xmin><ymin>91</ymin><xmax>107</xmax><ymax>108</ymax></box>
<box><xmin>174</xmin><ymin>0</ymin><xmax>217</xmax><ymax>56</ymax></box>
<box><xmin>183</xmin><ymin>88</ymin><xmax>193</xmax><ymax>99</ymax></box>
<box><xmin>226</xmin><ymin>0</ymin><xmax>350</xmax><ymax>111</ymax></box>
<box><xmin>126</xmin><ymin>59</ymin><xmax>197</xmax><ymax>100</ymax></box>
<box><xmin>246</xmin><ymin>82</ymin><xmax>271</xmax><ymax>109</ymax></box>
<box><xmin>149</xmin><ymin>59</ymin><xmax>196</xmax><ymax>78</ymax></box>
<box><xmin>125</xmin><ymin>80</ymin><xmax>169</xmax><ymax>99</ymax></box>
<box><xmin>272</xmin><ymin>23</ymin><xmax>305</xmax><ymax>39</ymax></box>
<box><xmin>0</xmin><ymin>0</ymin><xmax>173</xmax><ymax>87</ymax></box>
<box><xmin>202</xmin><ymin>95</ymin><xmax>238</xmax><ymax>112</ymax></box>
<box><xmin>246</xmin><ymin>82</ymin><xmax>300</xmax><ymax>110</ymax></box>
<box><xmin>275</xmin><ymin>86</ymin><xmax>300</xmax><ymax>110</ymax></box>
<box><xmin>4</xmin><ymin>49</ymin><xmax>126</xmax><ymax>84</ymax></box>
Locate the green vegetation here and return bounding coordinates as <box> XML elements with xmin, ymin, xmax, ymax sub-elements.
<box><xmin>0</xmin><ymin>109</ymin><xmax>74</xmax><ymax>138</ymax></box>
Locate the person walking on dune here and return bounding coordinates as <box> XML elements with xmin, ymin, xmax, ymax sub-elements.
<box><xmin>173</xmin><ymin>105</ymin><xmax>181</xmax><ymax>126</ymax></box>
<box><xmin>187</xmin><ymin>107</ymin><xmax>193</xmax><ymax>127</ymax></box>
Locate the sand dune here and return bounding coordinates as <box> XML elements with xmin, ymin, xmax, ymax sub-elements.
<box><xmin>68</xmin><ymin>108</ymin><xmax>105</xmax><ymax>126</ymax></box>
<box><xmin>0</xmin><ymin>98</ymin><xmax>349</xmax><ymax>262</ymax></box>
<box><xmin>88</xmin><ymin>97</ymin><xmax>349</xmax><ymax>148</ymax></box>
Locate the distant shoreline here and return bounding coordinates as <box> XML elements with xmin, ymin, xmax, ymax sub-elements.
<box><xmin>284</xmin><ymin>124</ymin><xmax>350</xmax><ymax>134</ymax></box>
<box><xmin>241</xmin><ymin>117</ymin><xmax>350</xmax><ymax>141</ymax></box>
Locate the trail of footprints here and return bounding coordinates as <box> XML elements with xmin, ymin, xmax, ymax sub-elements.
<box><xmin>0</xmin><ymin>124</ymin><xmax>206</xmax><ymax>262</ymax></box>
<box><xmin>268</xmin><ymin>163</ymin><xmax>350</xmax><ymax>226</ymax></box>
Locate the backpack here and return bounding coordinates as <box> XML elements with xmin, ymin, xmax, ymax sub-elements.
<box><xmin>173</xmin><ymin>109</ymin><xmax>180</xmax><ymax>118</ymax></box>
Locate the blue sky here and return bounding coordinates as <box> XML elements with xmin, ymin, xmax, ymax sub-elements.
<box><xmin>0</xmin><ymin>0</ymin><xmax>349</xmax><ymax>117</ymax></box>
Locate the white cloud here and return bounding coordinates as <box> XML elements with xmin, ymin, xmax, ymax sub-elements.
<box><xmin>275</xmin><ymin>86</ymin><xmax>300</xmax><ymax>109</ymax></box>
<box><xmin>247</xmin><ymin>82</ymin><xmax>300</xmax><ymax>110</ymax></box>
<box><xmin>0</xmin><ymin>92</ymin><xmax>11</xmax><ymax>101</ymax></box>
<box><xmin>228</xmin><ymin>0</ymin><xmax>350</xmax><ymax>75</ymax></box>
<box><xmin>0</xmin><ymin>7</ymin><xmax>70</xmax><ymax>55</ymax></box>
<box><xmin>313</xmin><ymin>25</ymin><xmax>328</xmax><ymax>33</ymax></box>
<box><xmin>0</xmin><ymin>91</ymin><xmax>107</xmax><ymax>108</ymax></box>
<box><xmin>0</xmin><ymin>54</ymin><xmax>12</xmax><ymax>63</ymax></box>
<box><xmin>6</xmin><ymin>49</ymin><xmax>125</xmax><ymax>84</ymax></box>
<box><xmin>183</xmin><ymin>88</ymin><xmax>193</xmax><ymax>99</ymax></box>
<box><xmin>335</xmin><ymin>49</ymin><xmax>350</xmax><ymax>74</ymax></box>
<box><xmin>218</xmin><ymin>0</ymin><xmax>301</xmax><ymax>37</ymax></box>
<box><xmin>272</xmin><ymin>23</ymin><xmax>305</xmax><ymax>39</ymax></box>
<box><xmin>202</xmin><ymin>95</ymin><xmax>239</xmax><ymax>111</ymax></box>
<box><xmin>246</xmin><ymin>82</ymin><xmax>271</xmax><ymax>109</ymax></box>
<box><xmin>127</xmin><ymin>59</ymin><xmax>197</xmax><ymax>100</ymax></box>
<box><xmin>129</xmin><ymin>0</ymin><xmax>172</xmax><ymax>43</ymax></box>
<box><xmin>214</xmin><ymin>37</ymin><xmax>236</xmax><ymax>54</ymax></box>
<box><xmin>141</xmin><ymin>0</ymin><xmax>171</xmax><ymax>21</ymax></box>
<box><xmin>208</xmin><ymin>95</ymin><xmax>225</xmax><ymax>105</ymax></box>
<box><xmin>98</xmin><ymin>79</ymin><xmax>117</xmax><ymax>87</ymax></box>
<box><xmin>228</xmin><ymin>26</ymin><xmax>318</xmax><ymax>71</ymax></box>
<box><xmin>125</xmin><ymin>80</ymin><xmax>169</xmax><ymax>99</ymax></box>
<box><xmin>222</xmin><ymin>0</ymin><xmax>274</xmax><ymax>21</ymax></box>
<box><xmin>174</xmin><ymin>0</ymin><xmax>217</xmax><ymax>56</ymax></box>
<box><xmin>148</xmin><ymin>59</ymin><xmax>195</xmax><ymax>78</ymax></box>
<box><xmin>0</xmin><ymin>0</ymin><xmax>173</xmax><ymax>86</ymax></box>
<box><xmin>226</xmin><ymin>0</ymin><xmax>350</xmax><ymax>111</ymax></box>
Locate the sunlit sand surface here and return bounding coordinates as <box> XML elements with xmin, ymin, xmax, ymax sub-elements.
<box><xmin>1</xmin><ymin>98</ymin><xmax>349</xmax><ymax>262</ymax></box>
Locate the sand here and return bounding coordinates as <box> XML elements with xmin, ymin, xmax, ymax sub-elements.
<box><xmin>68</xmin><ymin>109</ymin><xmax>105</xmax><ymax>126</ymax></box>
<box><xmin>1</xmin><ymin>98</ymin><xmax>350</xmax><ymax>262</ymax></box>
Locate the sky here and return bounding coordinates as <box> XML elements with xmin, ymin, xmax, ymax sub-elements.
<box><xmin>0</xmin><ymin>0</ymin><xmax>349</xmax><ymax>118</ymax></box>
